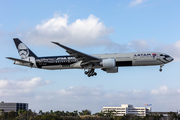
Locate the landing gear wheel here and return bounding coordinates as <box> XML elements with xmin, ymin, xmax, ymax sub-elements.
<box><xmin>94</xmin><ymin>72</ymin><xmax>97</xmax><ymax>76</ymax></box>
<box><xmin>84</xmin><ymin>69</ymin><xmax>97</xmax><ymax>77</ymax></box>
<box><xmin>159</xmin><ymin>69</ymin><xmax>162</xmax><ymax>72</ymax></box>
<box><xmin>85</xmin><ymin>71</ymin><xmax>88</xmax><ymax>74</ymax></box>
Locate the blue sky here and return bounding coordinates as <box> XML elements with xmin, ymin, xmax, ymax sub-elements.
<box><xmin>0</xmin><ymin>0</ymin><xmax>180</xmax><ymax>113</ymax></box>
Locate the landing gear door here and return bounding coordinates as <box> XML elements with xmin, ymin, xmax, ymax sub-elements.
<box><xmin>133</xmin><ymin>54</ymin><xmax>137</xmax><ymax>60</ymax></box>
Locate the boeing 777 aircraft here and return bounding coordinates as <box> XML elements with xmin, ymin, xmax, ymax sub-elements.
<box><xmin>7</xmin><ymin>38</ymin><xmax>174</xmax><ymax>77</ymax></box>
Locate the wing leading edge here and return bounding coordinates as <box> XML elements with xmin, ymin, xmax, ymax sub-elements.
<box><xmin>51</xmin><ymin>42</ymin><xmax>101</xmax><ymax>63</ymax></box>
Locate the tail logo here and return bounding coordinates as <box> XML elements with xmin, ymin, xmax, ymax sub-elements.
<box><xmin>18</xmin><ymin>43</ymin><xmax>29</xmax><ymax>59</ymax></box>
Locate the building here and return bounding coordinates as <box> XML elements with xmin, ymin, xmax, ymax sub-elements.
<box><xmin>102</xmin><ymin>104</ymin><xmax>151</xmax><ymax>116</ymax></box>
<box><xmin>0</xmin><ymin>101</ymin><xmax>28</xmax><ymax>113</ymax></box>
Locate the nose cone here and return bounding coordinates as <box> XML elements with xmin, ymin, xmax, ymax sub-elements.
<box><xmin>165</xmin><ymin>56</ymin><xmax>174</xmax><ymax>63</ymax></box>
<box><xmin>168</xmin><ymin>57</ymin><xmax>174</xmax><ymax>62</ymax></box>
<box><xmin>171</xmin><ymin>57</ymin><xmax>174</xmax><ymax>61</ymax></box>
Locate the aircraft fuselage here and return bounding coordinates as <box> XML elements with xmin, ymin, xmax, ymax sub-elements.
<box><xmin>8</xmin><ymin>38</ymin><xmax>174</xmax><ymax>77</ymax></box>
<box><xmin>15</xmin><ymin>52</ymin><xmax>173</xmax><ymax>70</ymax></box>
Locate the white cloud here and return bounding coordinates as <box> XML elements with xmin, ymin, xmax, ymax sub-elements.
<box><xmin>1</xmin><ymin>85</ymin><xmax>180</xmax><ymax>112</ymax></box>
<box><xmin>0</xmin><ymin>77</ymin><xmax>50</xmax><ymax>96</ymax></box>
<box><xmin>151</xmin><ymin>85</ymin><xmax>168</xmax><ymax>95</ymax></box>
<box><xmin>18</xmin><ymin>13</ymin><xmax>180</xmax><ymax>58</ymax></box>
<box><xmin>151</xmin><ymin>85</ymin><xmax>180</xmax><ymax>96</ymax></box>
<box><xmin>155</xmin><ymin>41</ymin><xmax>180</xmax><ymax>61</ymax></box>
<box><xmin>129</xmin><ymin>40</ymin><xmax>150</xmax><ymax>52</ymax></box>
<box><xmin>129</xmin><ymin>0</ymin><xmax>147</xmax><ymax>7</ymax></box>
<box><xmin>58</xmin><ymin>86</ymin><xmax>102</xmax><ymax>96</ymax></box>
<box><xmin>0</xmin><ymin>67</ymin><xmax>28</xmax><ymax>73</ymax></box>
<box><xmin>124</xmin><ymin>39</ymin><xmax>180</xmax><ymax>61</ymax></box>
<box><xmin>32</xmin><ymin>85</ymin><xmax>180</xmax><ymax>112</ymax></box>
<box><xmin>24</xmin><ymin>14</ymin><xmax>114</xmax><ymax>48</ymax></box>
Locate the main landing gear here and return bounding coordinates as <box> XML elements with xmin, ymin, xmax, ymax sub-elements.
<box><xmin>159</xmin><ymin>64</ymin><xmax>164</xmax><ymax>72</ymax></box>
<box><xmin>84</xmin><ymin>69</ymin><xmax>97</xmax><ymax>77</ymax></box>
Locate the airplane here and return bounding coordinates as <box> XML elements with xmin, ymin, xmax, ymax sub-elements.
<box><xmin>6</xmin><ymin>38</ymin><xmax>174</xmax><ymax>77</ymax></box>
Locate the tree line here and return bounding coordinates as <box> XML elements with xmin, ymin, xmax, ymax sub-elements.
<box><xmin>0</xmin><ymin>109</ymin><xmax>180</xmax><ymax>120</ymax></box>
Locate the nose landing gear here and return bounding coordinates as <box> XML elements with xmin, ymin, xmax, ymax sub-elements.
<box><xmin>84</xmin><ymin>69</ymin><xmax>97</xmax><ymax>77</ymax></box>
<box><xmin>159</xmin><ymin>64</ymin><xmax>164</xmax><ymax>72</ymax></box>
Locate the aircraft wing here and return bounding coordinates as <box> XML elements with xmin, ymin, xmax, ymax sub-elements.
<box><xmin>52</xmin><ymin>42</ymin><xmax>101</xmax><ymax>63</ymax></box>
<box><xmin>6</xmin><ymin>57</ymin><xmax>32</xmax><ymax>63</ymax></box>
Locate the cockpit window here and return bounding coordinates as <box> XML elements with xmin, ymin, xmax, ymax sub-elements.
<box><xmin>160</xmin><ymin>54</ymin><xmax>170</xmax><ymax>58</ymax></box>
<box><xmin>164</xmin><ymin>55</ymin><xmax>170</xmax><ymax>58</ymax></box>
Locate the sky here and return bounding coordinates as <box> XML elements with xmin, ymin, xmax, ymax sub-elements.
<box><xmin>0</xmin><ymin>0</ymin><xmax>180</xmax><ymax>113</ymax></box>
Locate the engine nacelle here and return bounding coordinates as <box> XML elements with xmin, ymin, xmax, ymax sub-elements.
<box><xmin>103</xmin><ymin>67</ymin><xmax>118</xmax><ymax>73</ymax></box>
<box><xmin>101</xmin><ymin>58</ymin><xmax>116</xmax><ymax>68</ymax></box>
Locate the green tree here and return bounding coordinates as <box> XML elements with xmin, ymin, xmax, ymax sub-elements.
<box><xmin>94</xmin><ymin>111</ymin><xmax>104</xmax><ymax>117</ymax></box>
<box><xmin>1</xmin><ymin>112</ymin><xmax>8</xmax><ymax>120</ymax></box>
<box><xmin>35</xmin><ymin>114</ymin><xmax>59</xmax><ymax>120</ymax></box>
<box><xmin>45</xmin><ymin>111</ymin><xmax>50</xmax><ymax>115</ymax></box>
<box><xmin>79</xmin><ymin>109</ymin><xmax>91</xmax><ymax>116</ymax></box>
<box><xmin>27</xmin><ymin>109</ymin><xmax>36</xmax><ymax>120</ymax></box>
<box><xmin>50</xmin><ymin>110</ymin><xmax>54</xmax><ymax>115</ymax></box>
<box><xmin>54</xmin><ymin>110</ymin><xmax>61</xmax><ymax>117</ymax></box>
<box><xmin>7</xmin><ymin>111</ymin><xmax>17</xmax><ymax>119</ymax></box>
<box><xmin>159</xmin><ymin>114</ymin><xmax>164</xmax><ymax>120</ymax></box>
<box><xmin>17</xmin><ymin>109</ymin><xmax>27</xmax><ymax>120</ymax></box>
<box><xmin>39</xmin><ymin>110</ymin><xmax>44</xmax><ymax>115</ymax></box>
<box><xmin>168</xmin><ymin>111</ymin><xmax>178</xmax><ymax>120</ymax></box>
<box><xmin>172</xmin><ymin>112</ymin><xmax>178</xmax><ymax>120</ymax></box>
<box><xmin>0</xmin><ymin>109</ymin><xmax>4</xmax><ymax>115</ymax></box>
<box><xmin>61</xmin><ymin>110</ymin><xmax>65</xmax><ymax>116</ymax></box>
<box><xmin>104</xmin><ymin>110</ymin><xmax>115</xmax><ymax>117</ymax></box>
<box><xmin>178</xmin><ymin>114</ymin><xmax>180</xmax><ymax>120</ymax></box>
<box><xmin>66</xmin><ymin>111</ymin><xmax>70</xmax><ymax>116</ymax></box>
<box><xmin>73</xmin><ymin>110</ymin><xmax>78</xmax><ymax>116</ymax></box>
<box><xmin>82</xmin><ymin>109</ymin><xmax>91</xmax><ymax>115</ymax></box>
<box><xmin>119</xmin><ymin>114</ymin><xmax>138</xmax><ymax>120</ymax></box>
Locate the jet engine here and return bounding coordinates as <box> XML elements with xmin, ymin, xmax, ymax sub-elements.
<box><xmin>100</xmin><ymin>58</ymin><xmax>116</xmax><ymax>68</ymax></box>
<box><xmin>103</xmin><ymin>67</ymin><xmax>118</xmax><ymax>73</ymax></box>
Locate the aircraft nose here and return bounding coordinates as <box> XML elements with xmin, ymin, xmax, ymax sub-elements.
<box><xmin>164</xmin><ymin>56</ymin><xmax>174</xmax><ymax>62</ymax></box>
<box><xmin>169</xmin><ymin>56</ymin><xmax>174</xmax><ymax>62</ymax></box>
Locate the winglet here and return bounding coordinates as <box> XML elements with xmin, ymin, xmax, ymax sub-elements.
<box><xmin>51</xmin><ymin>41</ymin><xmax>59</xmax><ymax>45</ymax></box>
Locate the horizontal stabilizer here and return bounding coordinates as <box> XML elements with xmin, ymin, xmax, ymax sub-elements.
<box><xmin>6</xmin><ymin>57</ymin><xmax>32</xmax><ymax>63</ymax></box>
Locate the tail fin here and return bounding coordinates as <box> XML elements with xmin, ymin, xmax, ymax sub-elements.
<box><xmin>13</xmin><ymin>38</ymin><xmax>38</xmax><ymax>59</ymax></box>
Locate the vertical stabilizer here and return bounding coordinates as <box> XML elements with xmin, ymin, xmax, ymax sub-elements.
<box><xmin>13</xmin><ymin>38</ymin><xmax>38</xmax><ymax>59</ymax></box>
